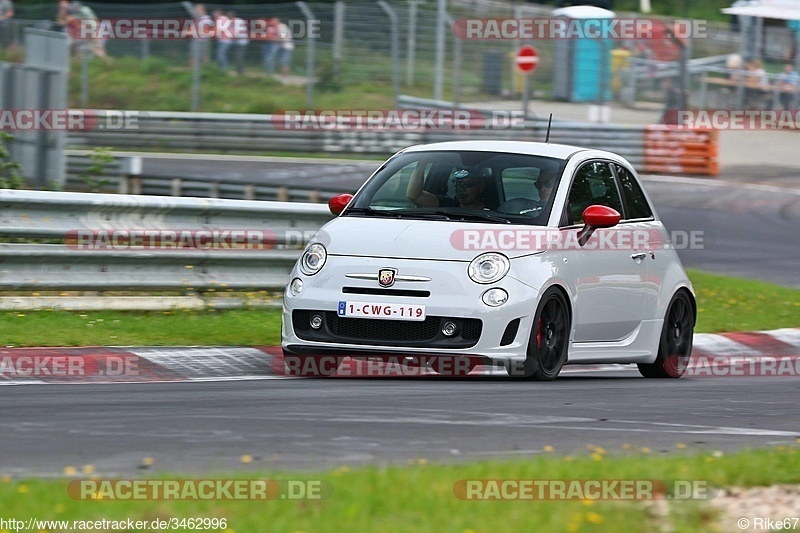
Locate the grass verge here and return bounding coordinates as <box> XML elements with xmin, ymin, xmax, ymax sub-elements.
<box><xmin>1</xmin><ymin>447</ymin><xmax>798</xmax><ymax>532</ymax></box>
<box><xmin>0</xmin><ymin>270</ymin><xmax>797</xmax><ymax>347</ymax></box>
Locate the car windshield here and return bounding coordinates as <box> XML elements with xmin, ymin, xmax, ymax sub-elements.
<box><xmin>346</xmin><ymin>150</ymin><xmax>567</xmax><ymax>225</ymax></box>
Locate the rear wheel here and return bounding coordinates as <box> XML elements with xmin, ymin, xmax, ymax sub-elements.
<box><xmin>638</xmin><ymin>291</ymin><xmax>694</xmax><ymax>378</ymax></box>
<box><xmin>507</xmin><ymin>288</ymin><xmax>569</xmax><ymax>380</ymax></box>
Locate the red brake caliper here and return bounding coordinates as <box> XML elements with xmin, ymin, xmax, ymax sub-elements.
<box><xmin>536</xmin><ymin>318</ymin><xmax>544</xmax><ymax>350</ymax></box>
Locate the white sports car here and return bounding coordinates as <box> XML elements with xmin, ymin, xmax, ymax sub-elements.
<box><xmin>281</xmin><ymin>141</ymin><xmax>695</xmax><ymax>380</ymax></box>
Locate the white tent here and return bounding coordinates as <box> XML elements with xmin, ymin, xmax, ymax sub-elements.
<box><xmin>722</xmin><ymin>0</ymin><xmax>800</xmax><ymax>20</ymax></box>
<box><xmin>721</xmin><ymin>0</ymin><xmax>800</xmax><ymax>66</ymax></box>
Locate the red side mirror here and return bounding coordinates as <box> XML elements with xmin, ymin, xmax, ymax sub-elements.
<box><xmin>577</xmin><ymin>205</ymin><xmax>621</xmax><ymax>247</ymax></box>
<box><xmin>582</xmin><ymin>205</ymin><xmax>621</xmax><ymax>228</ymax></box>
<box><xmin>328</xmin><ymin>193</ymin><xmax>353</xmax><ymax>216</ymax></box>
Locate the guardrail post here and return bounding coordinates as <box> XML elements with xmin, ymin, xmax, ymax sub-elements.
<box><xmin>172</xmin><ymin>178</ymin><xmax>183</xmax><ymax>196</ymax></box>
<box><xmin>209</xmin><ymin>182</ymin><xmax>220</xmax><ymax>198</ymax></box>
<box><xmin>117</xmin><ymin>156</ymin><xmax>143</xmax><ymax>195</ymax></box>
<box><xmin>244</xmin><ymin>184</ymin><xmax>256</xmax><ymax>201</ymax></box>
<box><xmin>277</xmin><ymin>187</ymin><xmax>289</xmax><ymax>202</ymax></box>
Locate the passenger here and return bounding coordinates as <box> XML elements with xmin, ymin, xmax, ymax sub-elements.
<box><xmin>406</xmin><ymin>159</ymin><xmax>486</xmax><ymax>209</ymax></box>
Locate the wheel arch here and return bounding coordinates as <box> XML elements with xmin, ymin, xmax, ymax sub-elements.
<box><xmin>673</xmin><ymin>285</ymin><xmax>697</xmax><ymax>326</ymax></box>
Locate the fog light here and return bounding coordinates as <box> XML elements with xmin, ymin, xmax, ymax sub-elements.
<box><xmin>310</xmin><ymin>314</ymin><xmax>323</xmax><ymax>329</ymax></box>
<box><xmin>482</xmin><ymin>288</ymin><xmax>509</xmax><ymax>307</ymax></box>
<box><xmin>442</xmin><ymin>321</ymin><xmax>458</xmax><ymax>337</ymax></box>
<box><xmin>289</xmin><ymin>278</ymin><xmax>303</xmax><ymax>296</ymax></box>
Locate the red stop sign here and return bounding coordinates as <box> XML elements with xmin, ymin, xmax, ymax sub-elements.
<box><xmin>516</xmin><ymin>45</ymin><xmax>539</xmax><ymax>74</ymax></box>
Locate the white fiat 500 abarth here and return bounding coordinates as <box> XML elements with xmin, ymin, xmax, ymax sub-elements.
<box><xmin>281</xmin><ymin>141</ymin><xmax>695</xmax><ymax>380</ymax></box>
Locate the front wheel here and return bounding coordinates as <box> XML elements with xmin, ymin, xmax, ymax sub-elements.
<box><xmin>638</xmin><ymin>291</ymin><xmax>694</xmax><ymax>378</ymax></box>
<box><xmin>507</xmin><ymin>288</ymin><xmax>569</xmax><ymax>380</ymax></box>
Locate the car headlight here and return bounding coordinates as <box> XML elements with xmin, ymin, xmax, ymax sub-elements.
<box><xmin>468</xmin><ymin>252</ymin><xmax>510</xmax><ymax>284</ymax></box>
<box><xmin>300</xmin><ymin>243</ymin><xmax>327</xmax><ymax>276</ymax></box>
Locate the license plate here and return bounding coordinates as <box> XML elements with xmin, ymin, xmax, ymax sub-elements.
<box><xmin>338</xmin><ymin>301</ymin><xmax>426</xmax><ymax>321</ymax></box>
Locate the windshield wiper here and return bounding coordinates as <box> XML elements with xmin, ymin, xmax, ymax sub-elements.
<box><xmin>344</xmin><ymin>207</ymin><xmax>401</xmax><ymax>217</ymax></box>
<box><xmin>414</xmin><ymin>210</ymin><xmax>511</xmax><ymax>224</ymax></box>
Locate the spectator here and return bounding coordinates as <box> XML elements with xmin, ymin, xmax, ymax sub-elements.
<box><xmin>661</xmin><ymin>77</ymin><xmax>682</xmax><ymax>124</ymax></box>
<box><xmin>0</xmin><ymin>0</ymin><xmax>14</xmax><ymax>49</ymax></box>
<box><xmin>777</xmin><ymin>63</ymin><xmax>799</xmax><ymax>110</ymax></box>
<box><xmin>277</xmin><ymin>18</ymin><xmax>293</xmax><ymax>77</ymax></box>
<box><xmin>57</xmin><ymin>1</ymin><xmax>107</xmax><ymax>59</ymax></box>
<box><xmin>188</xmin><ymin>3</ymin><xmax>212</xmax><ymax>67</ymax></box>
<box><xmin>213</xmin><ymin>9</ymin><xmax>232</xmax><ymax>71</ymax></box>
<box><xmin>744</xmin><ymin>59</ymin><xmax>769</xmax><ymax>109</ymax></box>
<box><xmin>262</xmin><ymin>17</ymin><xmax>279</xmax><ymax>75</ymax></box>
<box><xmin>230</xmin><ymin>10</ymin><xmax>249</xmax><ymax>76</ymax></box>
<box><xmin>726</xmin><ymin>53</ymin><xmax>743</xmax><ymax>82</ymax></box>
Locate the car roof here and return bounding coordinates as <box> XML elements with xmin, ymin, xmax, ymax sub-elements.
<box><xmin>401</xmin><ymin>140</ymin><xmax>592</xmax><ymax>160</ymax></box>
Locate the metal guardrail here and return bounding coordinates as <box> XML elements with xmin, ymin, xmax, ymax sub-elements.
<box><xmin>0</xmin><ymin>189</ymin><xmax>333</xmax><ymax>292</ymax></box>
<box><xmin>64</xmin><ymin>152</ymin><xmax>343</xmax><ymax>202</ymax></box>
<box><xmin>66</xmin><ymin>108</ymin><xmax>719</xmax><ymax>176</ymax></box>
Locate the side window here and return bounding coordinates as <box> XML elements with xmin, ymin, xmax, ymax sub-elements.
<box><xmin>565</xmin><ymin>161</ymin><xmax>623</xmax><ymax>225</ymax></box>
<box><xmin>614</xmin><ymin>164</ymin><xmax>654</xmax><ymax>220</ymax></box>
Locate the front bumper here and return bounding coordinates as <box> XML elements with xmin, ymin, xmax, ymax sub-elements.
<box><xmin>281</xmin><ymin>254</ymin><xmax>542</xmax><ymax>362</ymax></box>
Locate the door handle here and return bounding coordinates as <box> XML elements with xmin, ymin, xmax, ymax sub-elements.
<box><xmin>630</xmin><ymin>252</ymin><xmax>647</xmax><ymax>261</ymax></box>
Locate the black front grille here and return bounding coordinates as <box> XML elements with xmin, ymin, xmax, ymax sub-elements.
<box><xmin>327</xmin><ymin>312</ymin><xmax>441</xmax><ymax>342</ymax></box>
<box><xmin>292</xmin><ymin>310</ymin><xmax>482</xmax><ymax>348</ymax></box>
<box><xmin>342</xmin><ymin>287</ymin><xmax>430</xmax><ymax>298</ymax></box>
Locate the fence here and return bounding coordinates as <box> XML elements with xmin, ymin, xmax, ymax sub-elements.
<box><xmin>2</xmin><ymin>1</ymin><xmax>768</xmax><ymax>112</ymax></box>
<box><xmin>0</xmin><ymin>190</ymin><xmax>332</xmax><ymax>303</ymax></box>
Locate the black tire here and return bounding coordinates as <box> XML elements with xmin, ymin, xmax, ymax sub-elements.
<box><xmin>507</xmin><ymin>287</ymin><xmax>569</xmax><ymax>380</ymax></box>
<box><xmin>283</xmin><ymin>351</ymin><xmax>342</xmax><ymax>377</ymax></box>
<box><xmin>638</xmin><ymin>291</ymin><xmax>694</xmax><ymax>378</ymax></box>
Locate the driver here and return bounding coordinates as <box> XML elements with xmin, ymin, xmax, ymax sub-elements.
<box><xmin>406</xmin><ymin>158</ymin><xmax>486</xmax><ymax>209</ymax></box>
<box><xmin>535</xmin><ymin>176</ymin><xmax>555</xmax><ymax>204</ymax></box>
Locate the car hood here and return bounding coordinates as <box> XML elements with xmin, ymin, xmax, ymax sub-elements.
<box><xmin>312</xmin><ymin>216</ymin><xmax>549</xmax><ymax>260</ymax></box>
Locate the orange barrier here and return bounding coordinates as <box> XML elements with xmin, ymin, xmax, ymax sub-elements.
<box><xmin>643</xmin><ymin>126</ymin><xmax>719</xmax><ymax>176</ymax></box>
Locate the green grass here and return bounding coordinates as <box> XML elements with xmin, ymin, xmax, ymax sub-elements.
<box><xmin>0</xmin><ymin>308</ymin><xmax>282</xmax><ymax>347</ymax></box>
<box><xmin>689</xmin><ymin>269</ymin><xmax>800</xmax><ymax>333</ymax></box>
<box><xmin>1</xmin><ymin>447</ymin><xmax>798</xmax><ymax>532</ymax></box>
<box><xmin>0</xmin><ymin>270</ymin><xmax>797</xmax><ymax>347</ymax></box>
<box><xmin>68</xmin><ymin>56</ymin><xmax>398</xmax><ymax>113</ymax></box>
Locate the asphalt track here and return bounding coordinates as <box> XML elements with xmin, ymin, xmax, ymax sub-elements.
<box><xmin>2</xmin><ymin>374</ymin><xmax>799</xmax><ymax>476</ymax></box>
<box><xmin>1</xmin><ymin>157</ymin><xmax>798</xmax><ymax>476</ymax></box>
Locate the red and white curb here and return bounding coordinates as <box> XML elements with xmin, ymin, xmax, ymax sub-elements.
<box><xmin>1</xmin><ymin>329</ymin><xmax>799</xmax><ymax>385</ymax></box>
